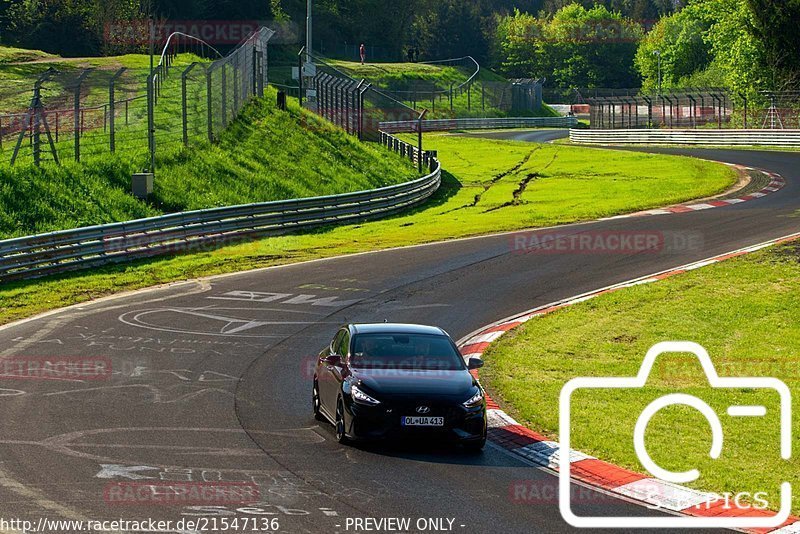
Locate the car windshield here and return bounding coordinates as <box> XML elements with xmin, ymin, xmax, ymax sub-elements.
<box><xmin>350</xmin><ymin>333</ymin><xmax>465</xmax><ymax>371</ymax></box>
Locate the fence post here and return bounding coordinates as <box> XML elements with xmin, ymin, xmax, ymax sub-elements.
<box><xmin>449</xmin><ymin>83</ymin><xmax>454</xmax><ymax>112</ymax></box>
<box><xmin>73</xmin><ymin>69</ymin><xmax>91</xmax><ymax>162</ymax></box>
<box><xmin>147</xmin><ymin>68</ymin><xmax>156</xmax><ymax>173</ymax></box>
<box><xmin>252</xmin><ymin>47</ymin><xmax>259</xmax><ymax>97</ymax></box>
<box><xmin>181</xmin><ymin>63</ymin><xmax>197</xmax><ymax>147</ymax></box>
<box><xmin>32</xmin><ymin>87</ymin><xmax>41</xmax><ymax>166</ymax></box>
<box><xmin>109</xmin><ymin>67</ymin><xmax>126</xmax><ymax>153</ymax></box>
<box><xmin>221</xmin><ymin>62</ymin><xmax>228</xmax><ymax>128</ymax></box>
<box><xmin>206</xmin><ymin>65</ymin><xmax>214</xmax><ymax>142</ymax></box>
<box><xmin>233</xmin><ymin>55</ymin><xmax>239</xmax><ymax>114</ymax></box>
<box><xmin>298</xmin><ymin>47</ymin><xmax>304</xmax><ymax>107</ymax></box>
<box><xmin>358</xmin><ymin>82</ymin><xmax>369</xmax><ymax>141</ymax></box>
<box><xmin>742</xmin><ymin>94</ymin><xmax>748</xmax><ymax>129</ymax></box>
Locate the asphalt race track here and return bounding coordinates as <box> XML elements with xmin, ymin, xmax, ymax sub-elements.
<box><xmin>0</xmin><ymin>134</ymin><xmax>798</xmax><ymax>533</ymax></box>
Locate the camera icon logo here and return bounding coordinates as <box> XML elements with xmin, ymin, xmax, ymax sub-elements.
<box><xmin>559</xmin><ymin>341</ymin><xmax>792</xmax><ymax>529</ymax></box>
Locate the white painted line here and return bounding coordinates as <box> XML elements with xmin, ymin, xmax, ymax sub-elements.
<box><xmin>613</xmin><ymin>478</ymin><xmax>713</xmax><ymax>512</ymax></box>
<box><xmin>683</xmin><ymin>260</ymin><xmax>719</xmax><ymax>271</ymax></box>
<box><xmin>466</xmin><ymin>331</ymin><xmax>505</xmax><ymax>345</ymax></box>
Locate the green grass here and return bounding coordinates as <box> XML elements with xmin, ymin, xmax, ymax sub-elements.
<box><xmin>327</xmin><ymin>59</ymin><xmax>550</xmax><ymax>119</ymax></box>
<box><xmin>0</xmin><ymin>87</ymin><xmax>419</xmax><ymax>237</ymax></box>
<box><xmin>482</xmin><ymin>240</ymin><xmax>800</xmax><ymax>513</ymax></box>
<box><xmin>329</xmin><ymin>60</ymin><xmax>469</xmax><ymax>90</ymax></box>
<box><xmin>0</xmin><ymin>134</ymin><xmax>736</xmax><ymax>325</ymax></box>
<box><xmin>0</xmin><ymin>45</ymin><xmax>58</xmax><ymax>64</ymax></box>
<box><xmin>0</xmin><ymin>49</ymin><xmax>166</xmax><ymax>113</ymax></box>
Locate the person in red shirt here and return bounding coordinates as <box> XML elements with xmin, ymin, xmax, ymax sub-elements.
<box><xmin>360</xmin><ymin>43</ymin><xmax>366</xmax><ymax>65</ymax></box>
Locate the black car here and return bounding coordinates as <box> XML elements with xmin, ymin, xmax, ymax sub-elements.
<box><xmin>312</xmin><ymin>323</ymin><xmax>487</xmax><ymax>451</ymax></box>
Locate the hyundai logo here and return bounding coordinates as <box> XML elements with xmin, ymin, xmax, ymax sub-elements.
<box><xmin>416</xmin><ymin>406</ymin><xmax>430</xmax><ymax>414</ymax></box>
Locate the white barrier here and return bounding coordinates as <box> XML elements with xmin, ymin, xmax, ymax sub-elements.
<box><xmin>570</xmin><ymin>129</ymin><xmax>800</xmax><ymax>147</ymax></box>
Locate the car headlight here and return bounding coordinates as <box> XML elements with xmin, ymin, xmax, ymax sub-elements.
<box><xmin>351</xmin><ymin>384</ymin><xmax>380</xmax><ymax>405</ymax></box>
<box><xmin>463</xmin><ymin>389</ymin><xmax>484</xmax><ymax>408</ymax></box>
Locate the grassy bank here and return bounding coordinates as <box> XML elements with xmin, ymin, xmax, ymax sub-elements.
<box><xmin>482</xmin><ymin>240</ymin><xmax>800</xmax><ymax>513</ymax></box>
<box><xmin>0</xmin><ymin>87</ymin><xmax>418</xmax><ymax>237</ymax></box>
<box><xmin>328</xmin><ymin>59</ymin><xmax>552</xmax><ymax>119</ymax></box>
<box><xmin>0</xmin><ymin>134</ymin><xmax>736</xmax><ymax>325</ymax></box>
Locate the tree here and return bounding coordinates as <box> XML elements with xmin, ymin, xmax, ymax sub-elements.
<box><xmin>746</xmin><ymin>0</ymin><xmax>800</xmax><ymax>89</ymax></box>
<box><xmin>495</xmin><ymin>4</ymin><xmax>643</xmax><ymax>88</ymax></box>
<box><xmin>635</xmin><ymin>6</ymin><xmax>712</xmax><ymax>91</ymax></box>
<box><xmin>413</xmin><ymin>0</ymin><xmax>490</xmax><ymax>62</ymax></box>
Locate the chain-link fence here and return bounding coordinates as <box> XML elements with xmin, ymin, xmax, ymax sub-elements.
<box><xmin>317</xmin><ymin>56</ymin><xmax>543</xmax><ymax>119</ymax></box>
<box><xmin>0</xmin><ymin>27</ymin><xmax>273</xmax><ymax>169</ymax></box>
<box><xmin>301</xmin><ymin>53</ymin><xmax>420</xmax><ymax>143</ymax></box>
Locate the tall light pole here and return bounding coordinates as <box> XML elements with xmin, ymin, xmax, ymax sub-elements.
<box><xmin>653</xmin><ymin>49</ymin><xmax>662</xmax><ymax>95</ymax></box>
<box><xmin>306</xmin><ymin>0</ymin><xmax>312</xmax><ymax>64</ymax></box>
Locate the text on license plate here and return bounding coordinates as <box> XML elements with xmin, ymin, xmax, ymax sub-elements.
<box><xmin>402</xmin><ymin>416</ymin><xmax>444</xmax><ymax>427</ymax></box>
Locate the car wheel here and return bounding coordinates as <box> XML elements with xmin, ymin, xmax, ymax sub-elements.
<box><xmin>463</xmin><ymin>426</ymin><xmax>487</xmax><ymax>453</ymax></box>
<box><xmin>335</xmin><ymin>399</ymin><xmax>349</xmax><ymax>444</ymax></box>
<box><xmin>463</xmin><ymin>437</ymin><xmax>486</xmax><ymax>453</ymax></box>
<box><xmin>312</xmin><ymin>380</ymin><xmax>324</xmax><ymax>421</ymax></box>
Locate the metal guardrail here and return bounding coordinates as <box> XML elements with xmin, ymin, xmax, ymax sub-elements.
<box><xmin>380</xmin><ymin>116</ymin><xmax>578</xmax><ymax>133</ymax></box>
<box><xmin>570</xmin><ymin>128</ymin><xmax>800</xmax><ymax>147</ymax></box>
<box><xmin>0</xmin><ymin>133</ymin><xmax>440</xmax><ymax>282</ymax></box>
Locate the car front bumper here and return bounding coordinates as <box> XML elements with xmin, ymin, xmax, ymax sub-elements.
<box><xmin>344</xmin><ymin>398</ymin><xmax>486</xmax><ymax>442</ymax></box>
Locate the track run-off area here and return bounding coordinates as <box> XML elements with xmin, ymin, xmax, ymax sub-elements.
<box><xmin>0</xmin><ymin>130</ymin><xmax>798</xmax><ymax>533</ymax></box>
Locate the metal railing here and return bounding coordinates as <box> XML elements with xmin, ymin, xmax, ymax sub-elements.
<box><xmin>1</xmin><ymin>27</ymin><xmax>273</xmax><ymax>169</ymax></box>
<box><xmin>0</xmin><ymin>133</ymin><xmax>440</xmax><ymax>282</ymax></box>
<box><xmin>569</xmin><ymin>128</ymin><xmax>800</xmax><ymax>147</ymax></box>
<box><xmin>380</xmin><ymin>116</ymin><xmax>578</xmax><ymax>133</ymax></box>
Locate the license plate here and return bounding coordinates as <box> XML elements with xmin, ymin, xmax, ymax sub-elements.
<box><xmin>401</xmin><ymin>416</ymin><xmax>444</xmax><ymax>427</ymax></box>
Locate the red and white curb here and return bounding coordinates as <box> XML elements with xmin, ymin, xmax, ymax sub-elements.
<box><xmin>602</xmin><ymin>164</ymin><xmax>786</xmax><ymax>220</ymax></box>
<box><xmin>459</xmin><ymin>230</ymin><xmax>800</xmax><ymax>532</ymax></box>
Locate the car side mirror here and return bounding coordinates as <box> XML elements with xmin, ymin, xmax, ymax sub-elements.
<box><xmin>323</xmin><ymin>354</ymin><xmax>342</xmax><ymax>366</ymax></box>
<box><xmin>467</xmin><ymin>357</ymin><xmax>484</xmax><ymax>370</ymax></box>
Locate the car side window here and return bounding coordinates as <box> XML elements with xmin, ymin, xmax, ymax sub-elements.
<box><xmin>330</xmin><ymin>331</ymin><xmax>344</xmax><ymax>355</ymax></box>
<box><xmin>336</xmin><ymin>330</ymin><xmax>351</xmax><ymax>359</ymax></box>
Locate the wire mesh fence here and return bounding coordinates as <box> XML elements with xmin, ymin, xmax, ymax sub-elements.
<box><xmin>302</xmin><ymin>53</ymin><xmax>420</xmax><ymax>143</ymax></box>
<box><xmin>317</xmin><ymin>56</ymin><xmax>543</xmax><ymax>118</ymax></box>
<box><xmin>544</xmin><ymin>87</ymin><xmax>800</xmax><ymax>130</ymax></box>
<box><xmin>0</xmin><ymin>27</ymin><xmax>273</xmax><ymax>169</ymax></box>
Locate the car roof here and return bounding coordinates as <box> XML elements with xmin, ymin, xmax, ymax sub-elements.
<box><xmin>348</xmin><ymin>323</ymin><xmax>448</xmax><ymax>336</ymax></box>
